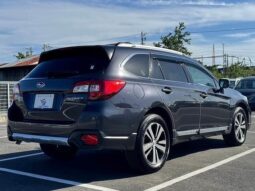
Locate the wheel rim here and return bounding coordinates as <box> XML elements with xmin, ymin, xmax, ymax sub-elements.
<box><xmin>234</xmin><ymin>112</ymin><xmax>246</xmax><ymax>143</ymax></box>
<box><xmin>143</xmin><ymin>122</ymin><xmax>167</xmax><ymax>166</ymax></box>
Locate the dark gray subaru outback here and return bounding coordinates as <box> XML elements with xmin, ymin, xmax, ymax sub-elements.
<box><xmin>8</xmin><ymin>43</ymin><xmax>251</xmax><ymax>173</ymax></box>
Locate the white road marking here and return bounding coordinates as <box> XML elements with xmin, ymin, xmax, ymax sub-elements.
<box><xmin>0</xmin><ymin>136</ymin><xmax>7</xmax><ymax>139</ymax></box>
<box><xmin>248</xmin><ymin>131</ymin><xmax>255</xmax><ymax>134</ymax></box>
<box><xmin>145</xmin><ymin>148</ymin><xmax>255</xmax><ymax>191</ymax></box>
<box><xmin>0</xmin><ymin>167</ymin><xmax>118</xmax><ymax>191</ymax></box>
<box><xmin>0</xmin><ymin>152</ymin><xmax>44</xmax><ymax>162</ymax></box>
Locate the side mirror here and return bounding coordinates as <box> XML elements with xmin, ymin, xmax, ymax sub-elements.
<box><xmin>219</xmin><ymin>79</ymin><xmax>229</xmax><ymax>89</ymax></box>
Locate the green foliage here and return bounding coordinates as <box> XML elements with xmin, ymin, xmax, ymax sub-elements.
<box><xmin>206</xmin><ymin>65</ymin><xmax>223</xmax><ymax>79</ymax></box>
<box><xmin>14</xmin><ymin>52</ymin><xmax>27</xmax><ymax>60</ymax></box>
<box><xmin>154</xmin><ymin>22</ymin><xmax>192</xmax><ymax>55</ymax></box>
<box><xmin>226</xmin><ymin>62</ymin><xmax>255</xmax><ymax>78</ymax></box>
<box><xmin>14</xmin><ymin>48</ymin><xmax>33</xmax><ymax>60</ymax></box>
<box><xmin>206</xmin><ymin>62</ymin><xmax>255</xmax><ymax>79</ymax></box>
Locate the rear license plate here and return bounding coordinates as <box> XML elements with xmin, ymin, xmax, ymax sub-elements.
<box><xmin>34</xmin><ymin>94</ymin><xmax>54</xmax><ymax>109</ymax></box>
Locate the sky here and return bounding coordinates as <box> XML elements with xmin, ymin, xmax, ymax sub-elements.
<box><xmin>1</xmin><ymin>0</ymin><xmax>255</xmax><ymax>65</ymax></box>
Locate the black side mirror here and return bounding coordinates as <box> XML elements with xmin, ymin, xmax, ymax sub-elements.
<box><xmin>219</xmin><ymin>79</ymin><xmax>229</xmax><ymax>89</ymax></box>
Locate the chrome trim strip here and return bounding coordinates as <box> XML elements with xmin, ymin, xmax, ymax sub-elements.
<box><xmin>104</xmin><ymin>136</ymin><xmax>129</xmax><ymax>140</ymax></box>
<box><xmin>200</xmin><ymin>126</ymin><xmax>228</xmax><ymax>134</ymax></box>
<box><xmin>12</xmin><ymin>133</ymin><xmax>69</xmax><ymax>146</ymax></box>
<box><xmin>177</xmin><ymin>129</ymin><xmax>198</xmax><ymax>136</ymax></box>
<box><xmin>177</xmin><ymin>126</ymin><xmax>228</xmax><ymax>136</ymax></box>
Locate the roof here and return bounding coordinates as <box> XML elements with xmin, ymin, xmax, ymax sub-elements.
<box><xmin>0</xmin><ymin>55</ymin><xmax>39</xmax><ymax>69</ymax></box>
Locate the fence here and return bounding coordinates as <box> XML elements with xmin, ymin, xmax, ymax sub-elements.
<box><xmin>0</xmin><ymin>81</ymin><xmax>17</xmax><ymax>114</ymax></box>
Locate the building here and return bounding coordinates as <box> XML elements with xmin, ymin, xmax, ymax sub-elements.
<box><xmin>0</xmin><ymin>55</ymin><xmax>39</xmax><ymax>81</ymax></box>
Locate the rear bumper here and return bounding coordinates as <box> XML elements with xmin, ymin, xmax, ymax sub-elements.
<box><xmin>12</xmin><ymin>133</ymin><xmax>69</xmax><ymax>146</ymax></box>
<box><xmin>7</xmin><ymin>123</ymin><xmax>137</xmax><ymax>151</ymax></box>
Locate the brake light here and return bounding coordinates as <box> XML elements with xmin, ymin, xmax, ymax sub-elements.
<box><xmin>13</xmin><ymin>84</ymin><xmax>20</xmax><ymax>100</ymax></box>
<box><xmin>73</xmin><ymin>80</ymin><xmax>126</xmax><ymax>100</ymax></box>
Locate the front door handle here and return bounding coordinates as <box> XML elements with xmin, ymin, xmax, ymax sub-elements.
<box><xmin>162</xmin><ymin>87</ymin><xmax>172</xmax><ymax>94</ymax></box>
<box><xmin>200</xmin><ymin>92</ymin><xmax>208</xmax><ymax>98</ymax></box>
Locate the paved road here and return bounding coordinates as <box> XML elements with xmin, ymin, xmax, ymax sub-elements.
<box><xmin>0</xmin><ymin>114</ymin><xmax>254</xmax><ymax>191</ymax></box>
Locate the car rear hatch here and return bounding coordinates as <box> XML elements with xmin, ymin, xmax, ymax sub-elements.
<box><xmin>14</xmin><ymin>46</ymin><xmax>112</xmax><ymax>123</ymax></box>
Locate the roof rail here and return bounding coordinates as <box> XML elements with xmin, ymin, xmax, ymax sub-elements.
<box><xmin>116</xmin><ymin>43</ymin><xmax>184</xmax><ymax>55</ymax></box>
<box><xmin>108</xmin><ymin>42</ymin><xmax>133</xmax><ymax>47</ymax></box>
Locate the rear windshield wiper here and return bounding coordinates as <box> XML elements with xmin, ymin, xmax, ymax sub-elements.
<box><xmin>47</xmin><ymin>71</ymin><xmax>80</xmax><ymax>78</ymax></box>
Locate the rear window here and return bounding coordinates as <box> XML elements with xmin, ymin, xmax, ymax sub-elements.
<box><xmin>28</xmin><ymin>47</ymin><xmax>110</xmax><ymax>78</ymax></box>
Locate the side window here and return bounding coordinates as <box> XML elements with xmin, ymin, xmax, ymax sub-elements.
<box><xmin>236</xmin><ymin>80</ymin><xmax>255</xmax><ymax>89</ymax></box>
<box><xmin>124</xmin><ymin>54</ymin><xmax>149</xmax><ymax>77</ymax></box>
<box><xmin>186</xmin><ymin>65</ymin><xmax>216</xmax><ymax>87</ymax></box>
<box><xmin>158</xmin><ymin>60</ymin><xmax>188</xmax><ymax>82</ymax></box>
<box><xmin>151</xmin><ymin>59</ymin><xmax>164</xmax><ymax>79</ymax></box>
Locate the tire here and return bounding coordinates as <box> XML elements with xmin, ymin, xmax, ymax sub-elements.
<box><xmin>125</xmin><ymin>114</ymin><xmax>170</xmax><ymax>174</ymax></box>
<box><xmin>223</xmin><ymin>107</ymin><xmax>248</xmax><ymax>146</ymax></box>
<box><xmin>40</xmin><ymin>143</ymin><xmax>77</xmax><ymax>159</ymax></box>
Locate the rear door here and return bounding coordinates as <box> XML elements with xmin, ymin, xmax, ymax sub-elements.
<box><xmin>18</xmin><ymin>46</ymin><xmax>111</xmax><ymax>123</ymax></box>
<box><xmin>150</xmin><ymin>55</ymin><xmax>201</xmax><ymax>136</ymax></box>
<box><xmin>184</xmin><ymin>63</ymin><xmax>231</xmax><ymax>133</ymax></box>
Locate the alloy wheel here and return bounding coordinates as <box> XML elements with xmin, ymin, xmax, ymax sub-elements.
<box><xmin>234</xmin><ymin>112</ymin><xmax>247</xmax><ymax>143</ymax></box>
<box><xmin>142</xmin><ymin>122</ymin><xmax>167</xmax><ymax>166</ymax></box>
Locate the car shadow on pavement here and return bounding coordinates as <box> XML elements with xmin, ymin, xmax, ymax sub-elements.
<box><xmin>0</xmin><ymin>137</ymin><xmax>229</xmax><ymax>185</ymax></box>
<box><xmin>170</xmin><ymin>137</ymin><xmax>227</xmax><ymax>159</ymax></box>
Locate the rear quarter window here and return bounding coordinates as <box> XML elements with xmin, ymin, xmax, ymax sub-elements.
<box><xmin>123</xmin><ymin>54</ymin><xmax>149</xmax><ymax>77</ymax></box>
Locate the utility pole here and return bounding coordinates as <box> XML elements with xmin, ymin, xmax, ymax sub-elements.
<box><xmin>43</xmin><ymin>44</ymin><xmax>50</xmax><ymax>52</ymax></box>
<box><xmin>25</xmin><ymin>47</ymin><xmax>33</xmax><ymax>57</ymax></box>
<box><xmin>141</xmin><ymin>32</ymin><xmax>146</xmax><ymax>45</ymax></box>
<box><xmin>212</xmin><ymin>44</ymin><xmax>215</xmax><ymax>66</ymax></box>
<box><xmin>222</xmin><ymin>43</ymin><xmax>225</xmax><ymax>67</ymax></box>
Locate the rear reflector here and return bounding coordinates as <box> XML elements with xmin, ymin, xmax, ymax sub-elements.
<box><xmin>81</xmin><ymin>134</ymin><xmax>99</xmax><ymax>145</ymax></box>
<box><xmin>73</xmin><ymin>80</ymin><xmax>126</xmax><ymax>100</ymax></box>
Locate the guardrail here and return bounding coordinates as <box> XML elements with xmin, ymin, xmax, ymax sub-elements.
<box><xmin>0</xmin><ymin>81</ymin><xmax>17</xmax><ymax>114</ymax></box>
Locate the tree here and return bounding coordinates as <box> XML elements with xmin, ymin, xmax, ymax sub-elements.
<box><xmin>14</xmin><ymin>52</ymin><xmax>27</xmax><ymax>59</ymax></box>
<box><xmin>154</xmin><ymin>22</ymin><xmax>192</xmax><ymax>55</ymax></box>
<box><xmin>14</xmin><ymin>47</ymin><xmax>33</xmax><ymax>60</ymax></box>
<box><xmin>205</xmin><ymin>65</ymin><xmax>223</xmax><ymax>79</ymax></box>
<box><xmin>206</xmin><ymin>62</ymin><xmax>255</xmax><ymax>79</ymax></box>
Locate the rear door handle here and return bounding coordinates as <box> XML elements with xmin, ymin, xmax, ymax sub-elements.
<box><xmin>200</xmin><ymin>92</ymin><xmax>208</xmax><ymax>98</ymax></box>
<box><xmin>162</xmin><ymin>87</ymin><xmax>172</xmax><ymax>94</ymax></box>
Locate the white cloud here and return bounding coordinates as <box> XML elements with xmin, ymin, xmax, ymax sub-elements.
<box><xmin>224</xmin><ymin>32</ymin><xmax>255</xmax><ymax>38</ymax></box>
<box><xmin>139</xmin><ymin>0</ymin><xmax>232</xmax><ymax>6</ymax></box>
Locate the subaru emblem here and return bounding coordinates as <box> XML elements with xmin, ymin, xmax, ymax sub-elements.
<box><xmin>36</xmin><ymin>82</ymin><xmax>45</xmax><ymax>88</ymax></box>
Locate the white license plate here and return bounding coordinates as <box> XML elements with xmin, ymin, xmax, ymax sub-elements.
<box><xmin>34</xmin><ymin>94</ymin><xmax>54</xmax><ymax>109</ymax></box>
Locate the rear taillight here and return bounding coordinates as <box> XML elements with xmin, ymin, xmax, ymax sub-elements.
<box><xmin>73</xmin><ymin>80</ymin><xmax>126</xmax><ymax>100</ymax></box>
<box><xmin>13</xmin><ymin>84</ymin><xmax>20</xmax><ymax>100</ymax></box>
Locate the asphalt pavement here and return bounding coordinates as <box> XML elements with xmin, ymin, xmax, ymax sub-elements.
<box><xmin>0</xmin><ymin>114</ymin><xmax>254</xmax><ymax>191</ymax></box>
